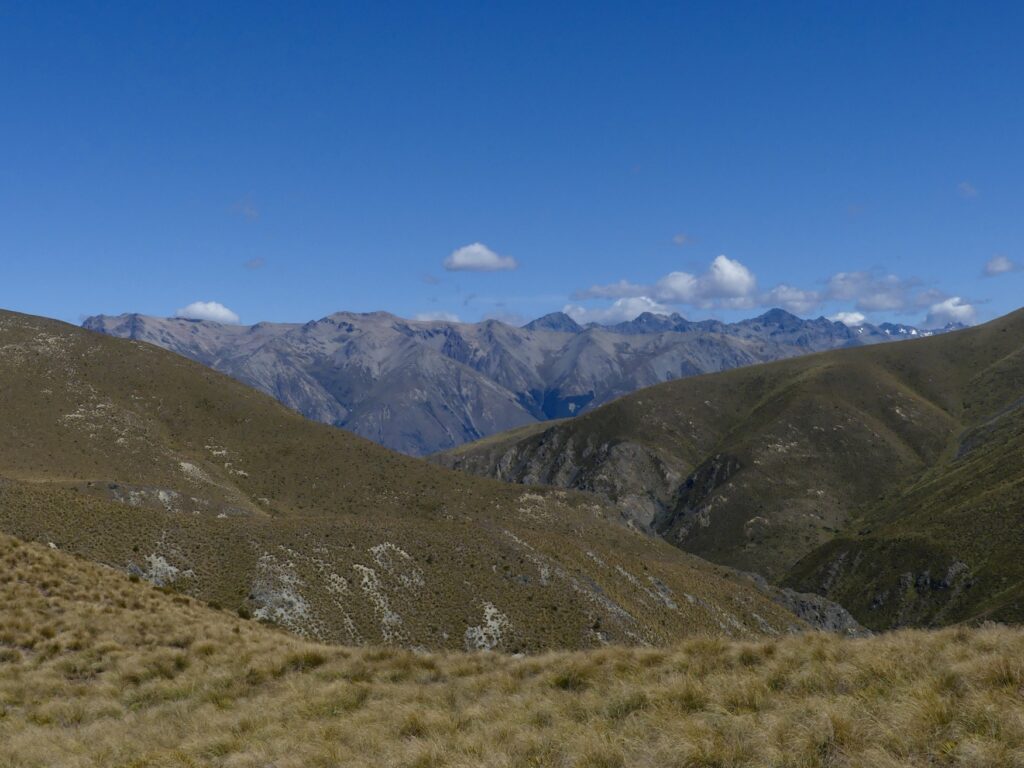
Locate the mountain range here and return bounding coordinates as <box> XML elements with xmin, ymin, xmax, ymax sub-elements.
<box><xmin>83</xmin><ymin>309</ymin><xmax>961</xmax><ymax>455</ymax></box>
<box><xmin>1</xmin><ymin>308</ymin><xmax>858</xmax><ymax>651</ymax></box>
<box><xmin>437</xmin><ymin>308</ymin><xmax>1024</xmax><ymax>631</ymax></box>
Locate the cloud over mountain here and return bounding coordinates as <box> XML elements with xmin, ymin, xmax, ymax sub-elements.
<box><xmin>825</xmin><ymin>272</ymin><xmax>919</xmax><ymax>312</ymax></box>
<box><xmin>175</xmin><ymin>301</ymin><xmax>240</xmax><ymax>324</ymax></box>
<box><xmin>414</xmin><ymin>311</ymin><xmax>461</xmax><ymax>322</ymax></box>
<box><xmin>829</xmin><ymin>311</ymin><xmax>867</xmax><ymax>327</ymax></box>
<box><xmin>762</xmin><ymin>284</ymin><xmax>822</xmax><ymax>315</ymax></box>
<box><xmin>926</xmin><ymin>297</ymin><xmax>976</xmax><ymax>326</ymax></box>
<box><xmin>563</xmin><ymin>296</ymin><xmax>670</xmax><ymax>324</ymax></box>
<box><xmin>444</xmin><ymin>243</ymin><xmax>518</xmax><ymax>272</ymax></box>
<box><xmin>575</xmin><ymin>255</ymin><xmax>759</xmax><ymax>313</ymax></box>
<box><xmin>571</xmin><ymin>260</ymin><xmax>976</xmax><ymax>328</ymax></box>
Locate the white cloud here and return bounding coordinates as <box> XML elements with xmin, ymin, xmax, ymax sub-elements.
<box><xmin>984</xmin><ymin>254</ymin><xmax>1019</xmax><ymax>276</ymax></box>
<box><xmin>672</xmin><ymin>233</ymin><xmax>693</xmax><ymax>247</ymax></box>
<box><xmin>572</xmin><ymin>260</ymin><xmax>977</xmax><ymax>326</ymax></box>
<box><xmin>958</xmin><ymin>181</ymin><xmax>979</xmax><ymax>198</ymax></box>
<box><xmin>829</xmin><ymin>311</ymin><xmax>867</xmax><ymax>327</ymax></box>
<box><xmin>824</xmin><ymin>270</ymin><xmax>974</xmax><ymax>324</ymax></box>
<box><xmin>243</xmin><ymin>257</ymin><xmax>266</xmax><ymax>270</ymax></box>
<box><xmin>563</xmin><ymin>296</ymin><xmax>670</xmax><ymax>324</ymax></box>
<box><xmin>652</xmin><ymin>271</ymin><xmax>700</xmax><ymax>302</ymax></box>
<box><xmin>443</xmin><ymin>243</ymin><xmax>518</xmax><ymax>272</ymax></box>
<box><xmin>926</xmin><ymin>297</ymin><xmax>975</xmax><ymax>327</ymax></box>
<box><xmin>175</xmin><ymin>301</ymin><xmax>240</xmax><ymax>324</ymax></box>
<box><xmin>576</xmin><ymin>255</ymin><xmax>758</xmax><ymax>310</ymax></box>
<box><xmin>698</xmin><ymin>255</ymin><xmax>757</xmax><ymax>299</ymax></box>
<box><xmin>825</xmin><ymin>271</ymin><xmax>925</xmax><ymax>312</ymax></box>
<box><xmin>763</xmin><ymin>284</ymin><xmax>822</xmax><ymax>315</ymax></box>
<box><xmin>413</xmin><ymin>311</ymin><xmax>460</xmax><ymax>323</ymax></box>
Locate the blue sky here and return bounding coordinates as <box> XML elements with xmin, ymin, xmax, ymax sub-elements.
<box><xmin>1</xmin><ymin>1</ymin><xmax>1022</xmax><ymax>328</ymax></box>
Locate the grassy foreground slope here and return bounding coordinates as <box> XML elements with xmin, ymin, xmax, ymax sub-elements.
<box><xmin>0</xmin><ymin>309</ymin><xmax>809</xmax><ymax>650</ymax></box>
<box><xmin>438</xmin><ymin>309</ymin><xmax>1024</xmax><ymax>629</ymax></box>
<box><xmin>3</xmin><ymin>532</ymin><xmax>1023</xmax><ymax>768</ymax></box>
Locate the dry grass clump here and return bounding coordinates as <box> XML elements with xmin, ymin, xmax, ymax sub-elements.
<box><xmin>2</xmin><ymin>534</ymin><xmax>1024</xmax><ymax>767</ymax></box>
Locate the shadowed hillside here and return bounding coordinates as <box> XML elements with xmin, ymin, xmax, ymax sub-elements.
<box><xmin>437</xmin><ymin>308</ymin><xmax>1024</xmax><ymax>630</ymax></box>
<box><xmin>0</xmin><ymin>309</ymin><xmax>834</xmax><ymax>650</ymax></box>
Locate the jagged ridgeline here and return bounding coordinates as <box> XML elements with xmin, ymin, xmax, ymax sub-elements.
<box><xmin>438</xmin><ymin>308</ymin><xmax>1024</xmax><ymax>631</ymax></box>
<box><xmin>82</xmin><ymin>309</ymin><xmax>958</xmax><ymax>456</ymax></box>
<box><xmin>0</xmin><ymin>309</ymin><xmax>829</xmax><ymax>650</ymax></box>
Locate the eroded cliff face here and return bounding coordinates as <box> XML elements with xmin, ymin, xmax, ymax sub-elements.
<box><xmin>439</xmin><ymin>426</ymin><xmax>684</xmax><ymax>532</ymax></box>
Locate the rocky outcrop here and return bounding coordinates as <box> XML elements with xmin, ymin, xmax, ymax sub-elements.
<box><xmin>740</xmin><ymin>572</ymin><xmax>869</xmax><ymax>636</ymax></box>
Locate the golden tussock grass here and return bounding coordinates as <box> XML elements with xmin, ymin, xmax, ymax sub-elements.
<box><xmin>2</xmin><ymin>534</ymin><xmax>1024</xmax><ymax>767</ymax></box>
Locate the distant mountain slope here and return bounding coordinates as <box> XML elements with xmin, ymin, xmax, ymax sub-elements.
<box><xmin>0</xmin><ymin>308</ymin><xmax>834</xmax><ymax>650</ymax></box>
<box><xmin>436</xmin><ymin>309</ymin><xmax>1024</xmax><ymax>630</ymax></box>
<box><xmin>83</xmin><ymin>309</ymin><xmax>958</xmax><ymax>455</ymax></box>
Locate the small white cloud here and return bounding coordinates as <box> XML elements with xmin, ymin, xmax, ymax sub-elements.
<box><xmin>243</xmin><ymin>257</ymin><xmax>266</xmax><ymax>270</ymax></box>
<box><xmin>958</xmin><ymin>181</ymin><xmax>979</xmax><ymax>199</ymax></box>
<box><xmin>699</xmin><ymin>255</ymin><xmax>757</xmax><ymax>299</ymax></box>
<box><xmin>829</xmin><ymin>311</ymin><xmax>867</xmax><ymax>327</ymax></box>
<box><xmin>443</xmin><ymin>243</ymin><xmax>518</xmax><ymax>272</ymax></box>
<box><xmin>672</xmin><ymin>233</ymin><xmax>693</xmax><ymax>247</ymax></box>
<box><xmin>926</xmin><ymin>297</ymin><xmax>975</xmax><ymax>327</ymax></box>
<box><xmin>563</xmin><ymin>296</ymin><xmax>670</xmax><ymax>324</ymax></box>
<box><xmin>763</xmin><ymin>284</ymin><xmax>822</xmax><ymax>315</ymax></box>
<box><xmin>984</xmin><ymin>254</ymin><xmax>1019</xmax><ymax>276</ymax></box>
<box><xmin>413</xmin><ymin>311</ymin><xmax>460</xmax><ymax>323</ymax></box>
<box><xmin>175</xmin><ymin>301</ymin><xmax>240</xmax><ymax>324</ymax></box>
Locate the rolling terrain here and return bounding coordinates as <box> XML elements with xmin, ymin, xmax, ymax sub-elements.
<box><xmin>438</xmin><ymin>308</ymin><xmax>1024</xmax><ymax>630</ymax></box>
<box><xmin>0</xmin><ymin>308</ymin><xmax>844</xmax><ymax>651</ymax></box>
<box><xmin>2</xmin><ymin>531</ymin><xmax>1022</xmax><ymax>768</ymax></box>
<box><xmin>83</xmin><ymin>309</ymin><xmax>957</xmax><ymax>455</ymax></box>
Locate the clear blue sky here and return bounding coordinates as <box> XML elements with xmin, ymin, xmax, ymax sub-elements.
<box><xmin>2</xmin><ymin>1</ymin><xmax>1022</xmax><ymax>328</ymax></box>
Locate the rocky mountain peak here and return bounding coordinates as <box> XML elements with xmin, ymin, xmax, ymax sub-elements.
<box><xmin>522</xmin><ymin>312</ymin><xmax>582</xmax><ymax>333</ymax></box>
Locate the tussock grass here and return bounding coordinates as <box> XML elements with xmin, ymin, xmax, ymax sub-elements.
<box><xmin>3</xmin><ymin>534</ymin><xmax>1024</xmax><ymax>767</ymax></box>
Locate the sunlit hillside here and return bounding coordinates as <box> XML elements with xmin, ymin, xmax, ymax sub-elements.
<box><xmin>440</xmin><ymin>308</ymin><xmax>1024</xmax><ymax>631</ymax></box>
<box><xmin>2</xmin><ymin>533</ymin><xmax>1023</xmax><ymax>767</ymax></box>
<box><xmin>0</xmin><ymin>309</ymin><xmax>819</xmax><ymax>650</ymax></box>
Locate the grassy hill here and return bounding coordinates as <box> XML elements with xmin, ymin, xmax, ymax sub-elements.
<box><xmin>0</xmin><ymin>309</ymin><xmax>815</xmax><ymax>650</ymax></box>
<box><xmin>3</xmin><ymin>531</ymin><xmax>1023</xmax><ymax>767</ymax></box>
<box><xmin>437</xmin><ymin>308</ymin><xmax>1024</xmax><ymax>630</ymax></box>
